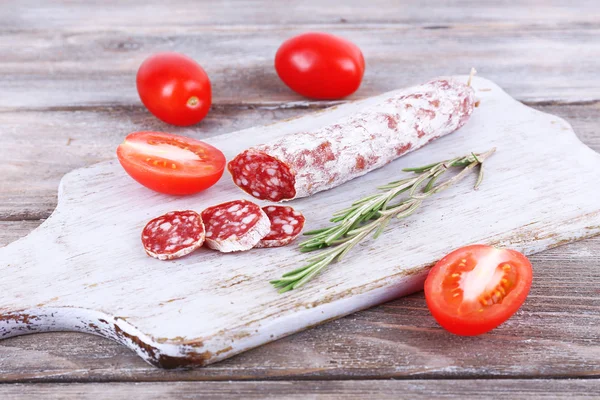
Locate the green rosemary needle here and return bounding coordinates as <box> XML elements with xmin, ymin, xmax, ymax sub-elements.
<box><xmin>270</xmin><ymin>148</ymin><xmax>497</xmax><ymax>293</ymax></box>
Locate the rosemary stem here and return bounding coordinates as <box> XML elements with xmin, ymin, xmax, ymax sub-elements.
<box><xmin>271</xmin><ymin>148</ymin><xmax>496</xmax><ymax>293</ymax></box>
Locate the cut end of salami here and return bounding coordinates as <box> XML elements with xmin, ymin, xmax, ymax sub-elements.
<box><xmin>141</xmin><ymin>210</ymin><xmax>205</xmax><ymax>261</ymax></box>
<box><xmin>201</xmin><ymin>199</ymin><xmax>270</xmax><ymax>253</ymax></box>
<box><xmin>228</xmin><ymin>150</ymin><xmax>296</xmax><ymax>202</ymax></box>
<box><xmin>255</xmin><ymin>206</ymin><xmax>305</xmax><ymax>248</ymax></box>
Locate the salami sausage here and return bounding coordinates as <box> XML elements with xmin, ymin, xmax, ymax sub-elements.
<box><xmin>201</xmin><ymin>199</ymin><xmax>270</xmax><ymax>252</ymax></box>
<box><xmin>142</xmin><ymin>210</ymin><xmax>205</xmax><ymax>260</ymax></box>
<box><xmin>255</xmin><ymin>206</ymin><xmax>305</xmax><ymax>248</ymax></box>
<box><xmin>228</xmin><ymin>77</ymin><xmax>475</xmax><ymax>201</ymax></box>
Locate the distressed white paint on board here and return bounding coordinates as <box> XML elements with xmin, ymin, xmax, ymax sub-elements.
<box><xmin>1</xmin><ymin>76</ymin><xmax>599</xmax><ymax>368</ymax></box>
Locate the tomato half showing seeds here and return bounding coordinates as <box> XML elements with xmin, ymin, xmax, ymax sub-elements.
<box><xmin>136</xmin><ymin>52</ymin><xmax>211</xmax><ymax>126</ymax></box>
<box><xmin>275</xmin><ymin>32</ymin><xmax>365</xmax><ymax>100</ymax></box>
<box><xmin>117</xmin><ymin>131</ymin><xmax>226</xmax><ymax>196</ymax></box>
<box><xmin>424</xmin><ymin>245</ymin><xmax>532</xmax><ymax>336</ymax></box>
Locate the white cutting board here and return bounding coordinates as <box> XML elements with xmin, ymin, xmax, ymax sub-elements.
<box><xmin>1</xmin><ymin>76</ymin><xmax>600</xmax><ymax>368</ymax></box>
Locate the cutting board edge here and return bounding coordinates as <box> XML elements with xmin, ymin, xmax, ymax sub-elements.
<box><xmin>0</xmin><ymin>267</ymin><xmax>432</xmax><ymax>369</ymax></box>
<box><xmin>2</xmin><ymin>210</ymin><xmax>599</xmax><ymax>368</ymax></box>
<box><xmin>190</xmin><ymin>209</ymin><xmax>600</xmax><ymax>367</ymax></box>
<box><xmin>0</xmin><ymin>307</ymin><xmax>194</xmax><ymax>368</ymax></box>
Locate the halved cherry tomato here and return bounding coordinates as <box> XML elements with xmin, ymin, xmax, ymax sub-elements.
<box><xmin>117</xmin><ymin>131</ymin><xmax>225</xmax><ymax>196</ymax></box>
<box><xmin>136</xmin><ymin>52</ymin><xmax>211</xmax><ymax>126</ymax></box>
<box><xmin>424</xmin><ymin>244</ymin><xmax>532</xmax><ymax>336</ymax></box>
<box><xmin>275</xmin><ymin>32</ymin><xmax>365</xmax><ymax>100</ymax></box>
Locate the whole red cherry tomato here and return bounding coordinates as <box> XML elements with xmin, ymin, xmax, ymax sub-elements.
<box><xmin>275</xmin><ymin>32</ymin><xmax>365</xmax><ymax>100</ymax></box>
<box><xmin>136</xmin><ymin>52</ymin><xmax>211</xmax><ymax>126</ymax></box>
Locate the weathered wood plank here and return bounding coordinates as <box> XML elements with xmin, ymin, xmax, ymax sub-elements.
<box><xmin>1</xmin><ymin>25</ymin><xmax>600</xmax><ymax>108</ymax></box>
<box><xmin>0</xmin><ymin>221</ymin><xmax>41</xmax><ymax>247</ymax></box>
<box><xmin>3</xmin><ymin>0</ymin><xmax>599</xmax><ymax>30</ymax></box>
<box><xmin>0</xmin><ymin>236</ymin><xmax>598</xmax><ymax>381</ymax></box>
<box><xmin>1</xmin><ymin>379</ymin><xmax>599</xmax><ymax>399</ymax></box>
<box><xmin>1</xmin><ymin>103</ymin><xmax>598</xmax><ymax>221</ymax></box>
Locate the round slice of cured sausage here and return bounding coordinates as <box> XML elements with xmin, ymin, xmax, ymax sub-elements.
<box><xmin>142</xmin><ymin>210</ymin><xmax>205</xmax><ymax>260</ymax></box>
<box><xmin>201</xmin><ymin>199</ymin><xmax>270</xmax><ymax>252</ymax></box>
<box><xmin>255</xmin><ymin>205</ymin><xmax>305</xmax><ymax>248</ymax></box>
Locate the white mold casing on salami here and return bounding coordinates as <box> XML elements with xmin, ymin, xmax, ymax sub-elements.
<box><xmin>228</xmin><ymin>78</ymin><xmax>475</xmax><ymax>201</ymax></box>
<box><xmin>201</xmin><ymin>200</ymin><xmax>271</xmax><ymax>253</ymax></box>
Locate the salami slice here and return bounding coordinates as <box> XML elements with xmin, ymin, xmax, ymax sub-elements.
<box><xmin>141</xmin><ymin>210</ymin><xmax>205</xmax><ymax>260</ymax></box>
<box><xmin>255</xmin><ymin>206</ymin><xmax>305</xmax><ymax>248</ymax></box>
<box><xmin>201</xmin><ymin>199</ymin><xmax>270</xmax><ymax>252</ymax></box>
<box><xmin>228</xmin><ymin>77</ymin><xmax>475</xmax><ymax>201</ymax></box>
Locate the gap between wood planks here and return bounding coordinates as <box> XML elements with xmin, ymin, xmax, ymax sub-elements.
<box><xmin>0</xmin><ymin>379</ymin><xmax>599</xmax><ymax>399</ymax></box>
<box><xmin>1</xmin><ymin>373</ymin><xmax>600</xmax><ymax>385</ymax></box>
<box><xmin>0</xmin><ymin>21</ymin><xmax>598</xmax><ymax>35</ymax></box>
<box><xmin>1</xmin><ymin>99</ymin><xmax>600</xmax><ymax>114</ymax></box>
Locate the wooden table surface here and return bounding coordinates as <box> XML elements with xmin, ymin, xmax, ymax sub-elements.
<box><xmin>1</xmin><ymin>1</ymin><xmax>600</xmax><ymax>398</ymax></box>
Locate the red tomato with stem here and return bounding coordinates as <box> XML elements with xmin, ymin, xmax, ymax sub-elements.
<box><xmin>424</xmin><ymin>244</ymin><xmax>532</xmax><ymax>336</ymax></box>
<box><xmin>136</xmin><ymin>52</ymin><xmax>211</xmax><ymax>126</ymax></box>
<box><xmin>275</xmin><ymin>32</ymin><xmax>365</xmax><ymax>100</ymax></box>
<box><xmin>117</xmin><ymin>131</ymin><xmax>225</xmax><ymax>196</ymax></box>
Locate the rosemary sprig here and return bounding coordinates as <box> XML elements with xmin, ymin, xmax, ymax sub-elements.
<box><xmin>270</xmin><ymin>148</ymin><xmax>496</xmax><ymax>293</ymax></box>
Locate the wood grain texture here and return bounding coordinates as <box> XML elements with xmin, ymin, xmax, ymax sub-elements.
<box><xmin>2</xmin><ymin>25</ymin><xmax>600</xmax><ymax>109</ymax></box>
<box><xmin>1</xmin><ymin>77</ymin><xmax>600</xmax><ymax>369</ymax></box>
<box><xmin>0</xmin><ymin>222</ymin><xmax>41</xmax><ymax>247</ymax></box>
<box><xmin>1</xmin><ymin>0</ymin><xmax>600</xmax><ymax>108</ymax></box>
<box><xmin>3</xmin><ymin>0</ymin><xmax>599</xmax><ymax>29</ymax></box>
<box><xmin>1</xmin><ymin>380</ymin><xmax>600</xmax><ymax>399</ymax></box>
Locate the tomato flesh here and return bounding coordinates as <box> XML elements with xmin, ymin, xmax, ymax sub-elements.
<box><xmin>275</xmin><ymin>32</ymin><xmax>365</xmax><ymax>100</ymax></box>
<box><xmin>424</xmin><ymin>245</ymin><xmax>532</xmax><ymax>336</ymax></box>
<box><xmin>136</xmin><ymin>52</ymin><xmax>211</xmax><ymax>126</ymax></box>
<box><xmin>117</xmin><ymin>131</ymin><xmax>225</xmax><ymax>196</ymax></box>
